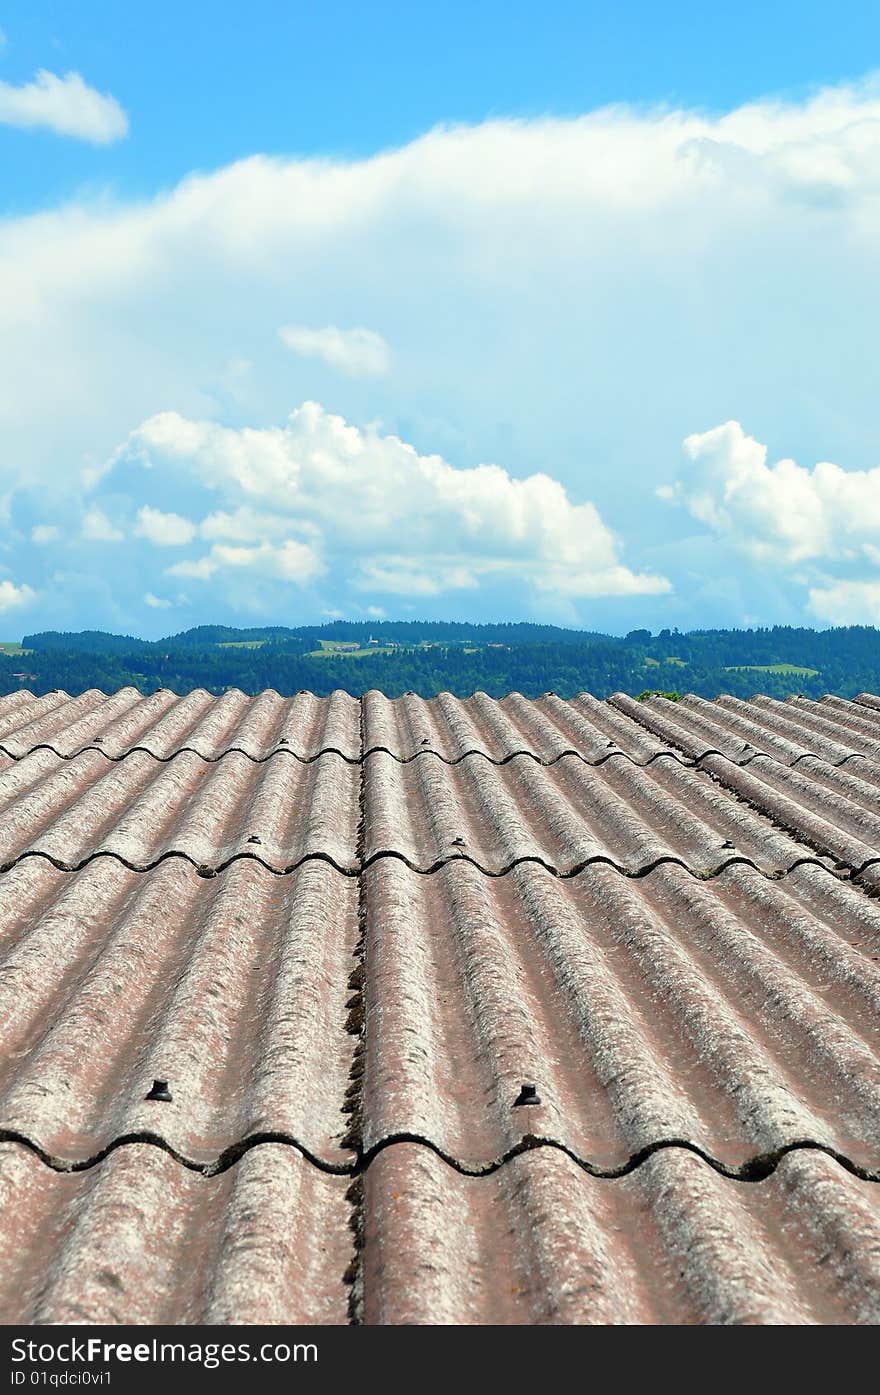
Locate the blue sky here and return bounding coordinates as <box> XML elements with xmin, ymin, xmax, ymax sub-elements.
<box><xmin>3</xmin><ymin>2</ymin><xmax>880</xmax><ymax>636</ymax></box>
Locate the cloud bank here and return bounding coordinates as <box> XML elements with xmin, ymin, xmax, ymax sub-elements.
<box><xmin>6</xmin><ymin>78</ymin><xmax>880</xmax><ymax>628</ymax></box>
<box><xmin>104</xmin><ymin>400</ymin><xmax>667</xmax><ymax>606</ymax></box>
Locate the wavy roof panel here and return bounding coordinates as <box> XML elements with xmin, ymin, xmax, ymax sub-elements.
<box><xmin>0</xmin><ymin>688</ymin><xmax>363</xmax><ymax>762</ymax></box>
<box><xmin>0</xmin><ymin>859</ymin><xmax>359</xmax><ymax>1167</ymax></box>
<box><xmin>5</xmin><ymin>1139</ymin><xmax>880</xmax><ymax>1325</ymax></box>
<box><xmin>362</xmin><ymin>749</ymin><xmax>819</xmax><ymax>875</ymax></box>
<box><xmin>2</xmin><ymin>686</ymin><xmax>880</xmax><ymax>1324</ymax></box>
<box><xmin>4</xmin><ymin>855</ymin><xmax>880</xmax><ymax>1174</ymax></box>
<box><xmin>0</xmin><ymin>749</ymin><xmax>361</xmax><ymax>873</ymax></box>
<box><xmin>360</xmin><ymin>1144</ymin><xmax>880</xmax><ymax>1325</ymax></box>
<box><xmin>0</xmin><ymin>1141</ymin><xmax>351</xmax><ymax>1324</ymax></box>
<box><xmin>358</xmin><ymin>859</ymin><xmax>880</xmax><ymax>1172</ymax></box>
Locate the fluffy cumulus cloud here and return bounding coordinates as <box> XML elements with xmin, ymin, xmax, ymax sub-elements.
<box><xmin>662</xmin><ymin>420</ymin><xmax>880</xmax><ymax>623</ymax></box>
<box><xmin>670</xmin><ymin>421</ymin><xmax>880</xmax><ymax>563</ymax></box>
<box><xmin>279</xmin><ymin>326</ymin><xmax>391</xmax><ymax>378</ymax></box>
<box><xmin>808</xmin><ymin>580</ymin><xmax>880</xmax><ymax>624</ymax></box>
<box><xmin>0</xmin><ymin>70</ymin><xmax>128</xmax><ymax>143</ymax></box>
<box><xmin>134</xmin><ymin>506</ymin><xmax>197</xmax><ymax>546</ymax></box>
<box><xmin>106</xmin><ymin>400</ymin><xmax>666</xmax><ymax>604</ymax></box>
<box><xmin>167</xmin><ymin>538</ymin><xmax>323</xmax><ymax>584</ymax></box>
<box><xmin>10</xmin><ymin>79</ymin><xmax>880</xmax><ymax>628</ymax></box>
<box><xmin>0</xmin><ymin>580</ymin><xmax>35</xmax><ymax>612</ymax></box>
<box><xmin>81</xmin><ymin>508</ymin><xmax>123</xmax><ymax>542</ymax></box>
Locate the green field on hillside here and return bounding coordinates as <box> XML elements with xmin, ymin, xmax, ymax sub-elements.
<box><xmin>724</xmin><ymin>663</ymin><xmax>819</xmax><ymax>676</ymax></box>
<box><xmin>308</xmin><ymin>639</ymin><xmax>394</xmax><ymax>659</ymax></box>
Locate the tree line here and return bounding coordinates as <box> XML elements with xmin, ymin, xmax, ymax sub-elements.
<box><xmin>3</xmin><ymin>621</ymin><xmax>880</xmax><ymax>699</ymax></box>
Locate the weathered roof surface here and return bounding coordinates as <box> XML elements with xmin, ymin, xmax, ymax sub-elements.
<box><xmin>0</xmin><ymin>688</ymin><xmax>363</xmax><ymax>762</ymax></box>
<box><xmin>0</xmin><ymin>748</ymin><xmax>360</xmax><ymax>873</ymax></box>
<box><xmin>5</xmin><ymin>1139</ymin><xmax>880</xmax><ymax>1325</ymax></box>
<box><xmin>0</xmin><ymin>1142</ymin><xmax>352</xmax><ymax>1324</ymax></box>
<box><xmin>5</xmin><ymin>686</ymin><xmax>880</xmax><ymax>766</ymax></box>
<box><xmin>0</xmin><ymin>742</ymin><xmax>847</xmax><ymax>878</ymax></box>
<box><xmin>611</xmin><ymin>691</ymin><xmax>880</xmax><ymax>766</ymax></box>
<box><xmin>3</xmin><ymin>686</ymin><xmax>880</xmax><ymax>1324</ymax></box>
<box><xmin>360</xmin><ymin>689</ymin><xmax>673</xmax><ymax>763</ymax></box>
<box><xmin>0</xmin><ymin>859</ymin><xmax>358</xmax><ymax>1167</ymax></box>
<box><xmin>362</xmin><ymin>750</ymin><xmax>820</xmax><ymax>875</ymax></box>
<box><xmin>7</xmin><ymin>855</ymin><xmax>880</xmax><ymax>1172</ymax></box>
<box><xmin>358</xmin><ymin>859</ymin><xmax>880</xmax><ymax>1172</ymax></box>
<box><xmin>359</xmin><ymin>1144</ymin><xmax>880</xmax><ymax>1325</ymax></box>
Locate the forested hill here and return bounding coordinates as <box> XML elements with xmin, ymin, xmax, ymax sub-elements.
<box><xmin>4</xmin><ymin>621</ymin><xmax>880</xmax><ymax>699</ymax></box>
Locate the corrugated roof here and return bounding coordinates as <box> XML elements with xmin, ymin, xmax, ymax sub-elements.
<box><xmin>0</xmin><ymin>688</ymin><xmax>363</xmax><ymax>762</ymax></box>
<box><xmin>359</xmin><ymin>1144</ymin><xmax>880</xmax><ymax>1325</ymax></box>
<box><xmin>0</xmin><ymin>741</ymin><xmax>845</xmax><ymax>877</ymax></box>
<box><xmin>6</xmin><ymin>1138</ymin><xmax>880</xmax><ymax>1325</ymax></box>
<box><xmin>357</xmin><ymin>859</ymin><xmax>880</xmax><ymax>1172</ymax></box>
<box><xmin>0</xmin><ymin>1142</ymin><xmax>351</xmax><ymax>1324</ymax></box>
<box><xmin>610</xmin><ymin>691</ymin><xmax>880</xmax><ymax>765</ymax></box>
<box><xmin>0</xmin><ymin>859</ymin><xmax>358</xmax><ymax>1167</ymax></box>
<box><xmin>3</xmin><ymin>686</ymin><xmax>880</xmax><ymax>1324</ymax></box>
<box><xmin>0</xmin><ymin>749</ymin><xmax>361</xmax><ymax>873</ymax></box>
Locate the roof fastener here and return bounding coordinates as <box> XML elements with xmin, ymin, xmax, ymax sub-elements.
<box><xmin>721</xmin><ymin>839</ymin><xmax>735</xmax><ymax>849</ymax></box>
<box><xmin>513</xmin><ymin>1083</ymin><xmax>541</xmax><ymax>1107</ymax></box>
<box><xmin>146</xmin><ymin>1079</ymin><xmax>172</xmax><ymax>1102</ymax></box>
<box><xmin>247</xmin><ymin>835</ymin><xmax>262</xmax><ymax>845</ymax></box>
<box><xmin>451</xmin><ymin>836</ymin><xmax>466</xmax><ymax>846</ymax></box>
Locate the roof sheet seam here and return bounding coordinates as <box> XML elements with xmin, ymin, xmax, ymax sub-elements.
<box><xmin>343</xmin><ymin>698</ymin><xmax>369</xmax><ymax>1322</ymax></box>
<box><xmin>4</xmin><ymin>1129</ymin><xmax>880</xmax><ymax>1185</ymax></box>
<box><xmin>0</xmin><ymin>741</ymin><xmax>705</xmax><ymax>769</ymax></box>
<box><xmin>0</xmin><ymin>846</ymin><xmax>842</xmax><ymax>881</ymax></box>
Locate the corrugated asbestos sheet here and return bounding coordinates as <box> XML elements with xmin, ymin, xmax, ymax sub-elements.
<box><xmin>4</xmin><ymin>687</ymin><xmax>880</xmax><ymax>1323</ymax></box>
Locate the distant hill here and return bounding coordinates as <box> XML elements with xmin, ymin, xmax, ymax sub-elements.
<box><xmin>24</xmin><ymin>620</ymin><xmax>615</xmax><ymax>653</ymax></box>
<box><xmin>9</xmin><ymin>621</ymin><xmax>880</xmax><ymax>701</ymax></box>
<box><xmin>22</xmin><ymin>629</ymin><xmax>152</xmax><ymax>654</ymax></box>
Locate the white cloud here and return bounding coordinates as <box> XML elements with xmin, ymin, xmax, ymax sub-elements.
<box><xmin>165</xmin><ymin>555</ymin><xmax>217</xmax><ymax>580</ymax></box>
<box><xmin>10</xmin><ymin>80</ymin><xmax>880</xmax><ymax>624</ymax></box>
<box><xmin>144</xmin><ymin>591</ymin><xmax>173</xmax><ymax>609</ymax></box>
<box><xmin>353</xmin><ymin>558</ymin><xmax>479</xmax><ymax>597</ymax></box>
<box><xmin>661</xmin><ymin>421</ymin><xmax>880</xmax><ymax>625</ymax></box>
<box><xmin>113</xmin><ymin>400</ymin><xmax>667</xmax><ymax>600</ymax></box>
<box><xmin>672</xmin><ymin>421</ymin><xmax>880</xmax><ymax>563</ymax></box>
<box><xmin>0</xmin><ymin>69</ymin><xmax>128</xmax><ymax>143</ymax></box>
<box><xmin>81</xmin><ymin>508</ymin><xmax>123</xmax><ymax>542</ymax></box>
<box><xmin>279</xmin><ymin>325</ymin><xmax>391</xmax><ymax>378</ymax></box>
<box><xmin>165</xmin><ymin>539</ymin><xmax>322</xmax><ymax>584</ymax></box>
<box><xmin>0</xmin><ymin>580</ymin><xmax>35</xmax><ymax>612</ymax></box>
<box><xmin>31</xmin><ymin>524</ymin><xmax>60</xmax><ymax>544</ymax></box>
<box><xmin>809</xmin><ymin>580</ymin><xmax>880</xmax><ymax>624</ymax></box>
<box><xmin>198</xmin><ymin>506</ymin><xmax>317</xmax><ymax>543</ymax></box>
<box><xmin>135</xmin><ymin>505</ymin><xmax>196</xmax><ymax>546</ymax></box>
